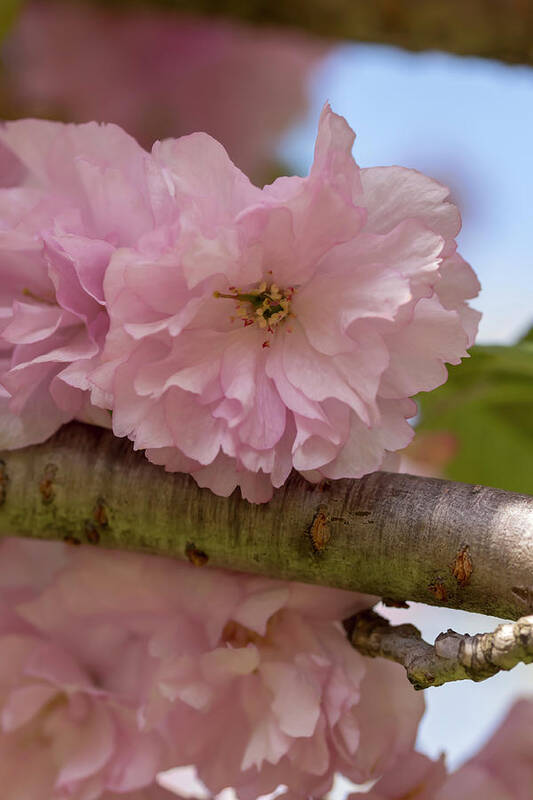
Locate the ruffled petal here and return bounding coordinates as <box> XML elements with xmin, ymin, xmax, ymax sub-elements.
<box><xmin>361</xmin><ymin>165</ymin><xmax>461</xmax><ymax>239</ymax></box>
<box><xmin>380</xmin><ymin>296</ymin><xmax>471</xmax><ymax>398</ymax></box>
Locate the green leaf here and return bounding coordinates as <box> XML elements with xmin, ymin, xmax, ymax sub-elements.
<box><xmin>415</xmin><ymin>336</ymin><xmax>533</xmax><ymax>494</ymax></box>
<box><xmin>519</xmin><ymin>325</ymin><xmax>533</xmax><ymax>344</ymax></box>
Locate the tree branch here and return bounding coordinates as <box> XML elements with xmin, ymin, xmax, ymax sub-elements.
<box><xmin>1</xmin><ymin>422</ymin><xmax>532</xmax><ymax>620</ymax></box>
<box><xmin>102</xmin><ymin>0</ymin><xmax>533</xmax><ymax>67</ymax></box>
<box><xmin>344</xmin><ymin>608</ymin><xmax>533</xmax><ymax>689</ymax></box>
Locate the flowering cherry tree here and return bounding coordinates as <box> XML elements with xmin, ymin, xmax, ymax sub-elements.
<box><xmin>0</xmin><ymin>31</ymin><xmax>532</xmax><ymax>799</ymax></box>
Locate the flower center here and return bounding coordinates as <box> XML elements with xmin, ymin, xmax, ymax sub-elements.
<box><xmin>18</xmin><ymin>691</ymin><xmax>68</xmax><ymax>748</ymax></box>
<box><xmin>214</xmin><ymin>281</ymin><xmax>295</xmax><ymax>334</ymax></box>
<box><xmin>22</xmin><ymin>288</ymin><xmax>56</xmax><ymax>306</ymax></box>
<box><xmin>221</xmin><ymin>616</ymin><xmax>278</xmax><ymax>648</ymax></box>
<box><xmin>221</xmin><ymin>620</ymin><xmax>265</xmax><ymax>648</ymax></box>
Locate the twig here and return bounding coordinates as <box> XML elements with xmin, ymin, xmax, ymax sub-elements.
<box><xmin>1</xmin><ymin>422</ymin><xmax>533</xmax><ymax>620</ymax></box>
<box><xmin>344</xmin><ymin>609</ymin><xmax>533</xmax><ymax>690</ymax></box>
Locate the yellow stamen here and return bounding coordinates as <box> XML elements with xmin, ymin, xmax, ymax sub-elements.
<box><xmin>214</xmin><ymin>280</ymin><xmax>296</xmax><ymax>337</ymax></box>
<box><xmin>22</xmin><ymin>288</ymin><xmax>56</xmax><ymax>306</ymax></box>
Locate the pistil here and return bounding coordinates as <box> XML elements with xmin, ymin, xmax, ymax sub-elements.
<box><xmin>214</xmin><ymin>281</ymin><xmax>295</xmax><ymax>334</ymax></box>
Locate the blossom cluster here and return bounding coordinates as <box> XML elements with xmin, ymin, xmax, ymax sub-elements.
<box><xmin>0</xmin><ymin>536</ymin><xmax>423</xmax><ymax>799</ymax></box>
<box><xmin>2</xmin><ymin>536</ymin><xmax>531</xmax><ymax>800</ymax></box>
<box><xmin>0</xmin><ymin>105</ymin><xmax>480</xmax><ymax>502</ymax></box>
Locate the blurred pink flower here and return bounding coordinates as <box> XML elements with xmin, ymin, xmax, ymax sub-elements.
<box><xmin>2</xmin><ymin>0</ymin><xmax>326</xmax><ymax>181</ymax></box>
<box><xmin>399</xmin><ymin>431</ymin><xmax>459</xmax><ymax>478</ymax></box>
<box><xmin>2</xmin><ymin>539</ymin><xmax>424</xmax><ymax>799</ymax></box>
<box><xmin>436</xmin><ymin>699</ymin><xmax>533</xmax><ymax>800</ymax></box>
<box><xmin>0</xmin><ymin>536</ymin><xmax>66</xmax><ymax>607</ymax></box>
<box><xmin>0</xmin><ymin>119</ymin><xmax>176</xmax><ymax>448</ymax></box>
<box><xmin>349</xmin><ymin>751</ymin><xmax>447</xmax><ymax>799</ymax></box>
<box><xmin>150</xmin><ymin>594</ymin><xmax>423</xmax><ymax>800</ymax></box>
<box><xmin>0</xmin><ymin>540</ymin><xmax>169</xmax><ymax>800</ymax></box>
<box><xmin>100</xmin><ymin>789</ymin><xmax>178</xmax><ymax>800</ymax></box>
<box><xmin>350</xmin><ymin>699</ymin><xmax>533</xmax><ymax>800</ymax></box>
<box><xmin>0</xmin><ymin>539</ymin><xmax>205</xmax><ymax>798</ymax></box>
<box><xmin>0</xmin><ymin>635</ymin><xmax>165</xmax><ymax>799</ymax></box>
<box><xmin>96</xmin><ymin>104</ymin><xmax>480</xmax><ymax>502</ymax></box>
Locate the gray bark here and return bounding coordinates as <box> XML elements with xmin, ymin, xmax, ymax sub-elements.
<box><xmin>345</xmin><ymin>609</ymin><xmax>533</xmax><ymax>689</ymax></box>
<box><xmin>1</xmin><ymin>421</ymin><xmax>532</xmax><ymax>621</ymax></box>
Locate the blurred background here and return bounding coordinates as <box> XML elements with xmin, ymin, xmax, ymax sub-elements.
<box><xmin>1</xmin><ymin>0</ymin><xmax>532</xmax><ymax>795</ymax></box>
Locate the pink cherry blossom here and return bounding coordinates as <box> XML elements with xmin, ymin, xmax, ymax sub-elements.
<box><xmin>435</xmin><ymin>699</ymin><xmax>533</xmax><ymax>800</ymax></box>
<box><xmin>0</xmin><ymin>634</ymin><xmax>166</xmax><ymax>800</ymax></box>
<box><xmin>152</xmin><ymin>605</ymin><xmax>424</xmax><ymax>800</ymax></box>
<box><xmin>0</xmin><ymin>540</ymin><xmax>202</xmax><ymax>799</ymax></box>
<box><xmin>349</xmin><ymin>752</ymin><xmax>447</xmax><ymax>799</ymax></box>
<box><xmin>349</xmin><ymin>699</ymin><xmax>533</xmax><ymax>800</ymax></box>
<box><xmin>3</xmin><ymin>0</ymin><xmax>326</xmax><ymax>181</ymax></box>
<box><xmin>3</xmin><ymin>538</ymin><xmax>424</xmax><ymax>799</ymax></box>
<box><xmin>95</xmin><ymin>103</ymin><xmax>480</xmax><ymax>502</ymax></box>
<box><xmin>0</xmin><ymin>118</ymin><xmax>176</xmax><ymax>448</ymax></box>
<box><xmin>0</xmin><ymin>539</ymin><xmax>170</xmax><ymax>800</ymax></box>
<box><xmin>0</xmin><ymin>536</ymin><xmax>67</xmax><ymax>636</ymax></box>
<box><xmin>100</xmin><ymin>789</ymin><xmax>178</xmax><ymax>800</ymax></box>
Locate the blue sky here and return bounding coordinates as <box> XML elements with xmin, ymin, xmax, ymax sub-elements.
<box><xmin>280</xmin><ymin>44</ymin><xmax>533</xmax><ymax>345</ymax></box>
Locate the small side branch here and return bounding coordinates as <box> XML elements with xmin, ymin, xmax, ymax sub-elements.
<box><xmin>344</xmin><ymin>609</ymin><xmax>533</xmax><ymax>690</ymax></box>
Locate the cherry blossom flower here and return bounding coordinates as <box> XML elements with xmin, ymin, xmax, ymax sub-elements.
<box><xmin>349</xmin><ymin>751</ymin><xmax>447</xmax><ymax>799</ymax></box>
<box><xmin>436</xmin><ymin>699</ymin><xmax>533</xmax><ymax>800</ymax></box>
<box><xmin>0</xmin><ymin>539</ymin><xmax>170</xmax><ymax>800</ymax></box>
<box><xmin>0</xmin><ymin>634</ymin><xmax>166</xmax><ymax>800</ymax></box>
<box><xmin>350</xmin><ymin>699</ymin><xmax>533</xmax><ymax>800</ymax></box>
<box><xmin>152</xmin><ymin>596</ymin><xmax>424</xmax><ymax>800</ymax></box>
<box><xmin>3</xmin><ymin>538</ymin><xmax>424</xmax><ymax>799</ymax></box>
<box><xmin>0</xmin><ymin>118</ymin><xmax>176</xmax><ymax>448</ymax></box>
<box><xmin>100</xmin><ymin>789</ymin><xmax>178</xmax><ymax>800</ymax></box>
<box><xmin>96</xmin><ymin>103</ymin><xmax>480</xmax><ymax>502</ymax></box>
<box><xmin>2</xmin><ymin>0</ymin><xmax>326</xmax><ymax>181</ymax></box>
<box><xmin>0</xmin><ymin>537</ymin><xmax>67</xmax><ymax>641</ymax></box>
